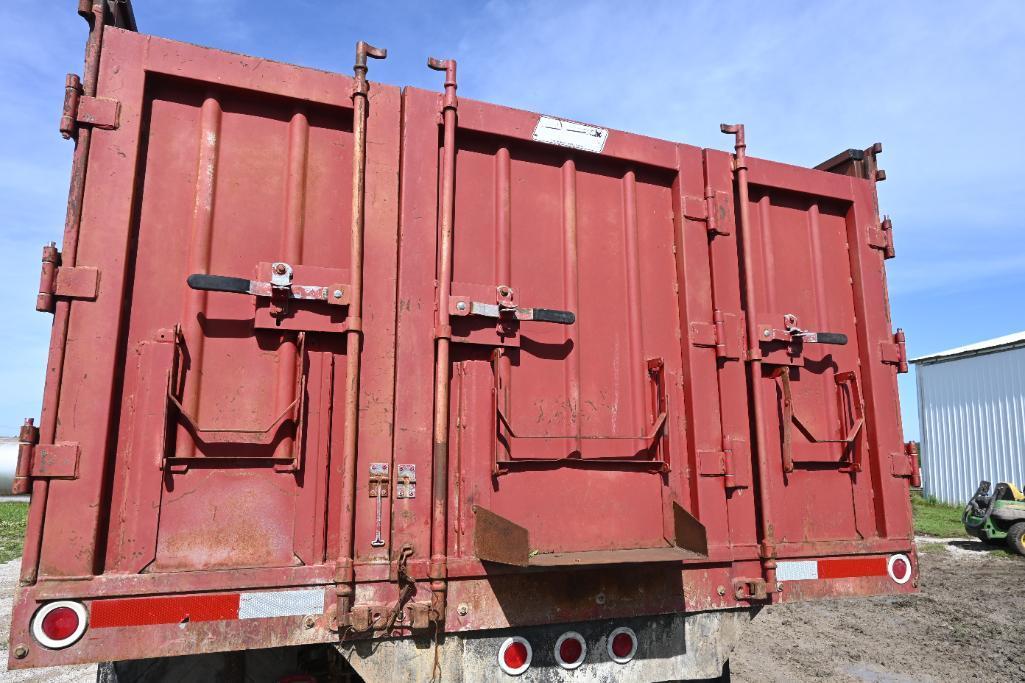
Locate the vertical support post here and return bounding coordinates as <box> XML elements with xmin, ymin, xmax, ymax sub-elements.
<box><xmin>721</xmin><ymin>123</ymin><xmax>778</xmax><ymax>599</ymax></box>
<box><xmin>22</xmin><ymin>2</ymin><xmax>106</xmax><ymax>585</ymax></box>
<box><xmin>427</xmin><ymin>55</ymin><xmax>458</xmax><ymax>624</ymax></box>
<box><xmin>336</xmin><ymin>40</ymin><xmax>386</xmax><ymax>629</ymax></box>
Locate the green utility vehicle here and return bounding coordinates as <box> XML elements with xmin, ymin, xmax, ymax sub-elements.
<box><xmin>963</xmin><ymin>480</ymin><xmax>1025</xmax><ymax>555</ymax></box>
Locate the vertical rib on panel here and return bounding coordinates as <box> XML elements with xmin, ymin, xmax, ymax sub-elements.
<box><xmin>176</xmin><ymin>95</ymin><xmax>222</xmax><ymax>457</ymax></box>
<box><xmin>622</xmin><ymin>171</ymin><xmax>646</xmax><ymax>443</ymax></box>
<box><xmin>275</xmin><ymin>111</ymin><xmax>309</xmax><ymax>458</ymax></box>
<box><xmin>561</xmin><ymin>160</ymin><xmax>581</xmax><ymax>454</ymax></box>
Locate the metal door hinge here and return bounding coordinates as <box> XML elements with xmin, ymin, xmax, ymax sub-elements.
<box><xmin>879</xmin><ymin>328</ymin><xmax>908</xmax><ymax>373</ymax></box>
<box><xmin>59</xmin><ymin>73</ymin><xmax>120</xmax><ymax>139</ymax></box>
<box><xmin>683</xmin><ymin>187</ymin><xmax>731</xmax><ymax>236</ymax></box>
<box><xmin>689</xmin><ymin>310</ymin><xmax>744</xmax><ymax>360</ymax></box>
<box><xmin>22</xmin><ymin>442</ymin><xmax>81</xmax><ymax>481</ymax></box>
<box><xmin>36</xmin><ymin>243</ymin><xmax>100</xmax><ymax>313</ymax></box>
<box><xmin>891</xmin><ymin>442</ymin><xmax>922</xmax><ymax>487</ymax></box>
<box><xmin>11</xmin><ymin>419</ymin><xmax>39</xmax><ymax>495</ymax></box>
<box><xmin>868</xmin><ymin>216</ymin><xmax>895</xmax><ymax>259</ymax></box>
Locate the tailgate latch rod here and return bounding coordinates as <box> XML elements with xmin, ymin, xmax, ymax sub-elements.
<box><xmin>449</xmin><ymin>285</ymin><xmax>575</xmax><ymax>325</ymax></box>
<box><xmin>187</xmin><ymin>262</ymin><xmax>350</xmax><ymax>306</ymax></box>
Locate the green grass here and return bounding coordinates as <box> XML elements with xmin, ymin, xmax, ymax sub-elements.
<box><xmin>0</xmin><ymin>502</ymin><xmax>29</xmax><ymax>564</ymax></box>
<box><xmin>911</xmin><ymin>493</ymin><xmax>966</xmax><ymax>538</ymax></box>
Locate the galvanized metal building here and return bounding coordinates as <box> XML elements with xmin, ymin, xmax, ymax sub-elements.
<box><xmin>912</xmin><ymin>332</ymin><xmax>1025</xmax><ymax>505</ymax></box>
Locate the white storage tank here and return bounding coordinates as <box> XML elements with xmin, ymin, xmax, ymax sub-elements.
<box><xmin>912</xmin><ymin>331</ymin><xmax>1025</xmax><ymax>506</ymax></box>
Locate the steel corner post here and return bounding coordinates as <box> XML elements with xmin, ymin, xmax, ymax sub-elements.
<box><xmin>335</xmin><ymin>40</ymin><xmax>386</xmax><ymax>630</ymax></box>
<box><xmin>721</xmin><ymin>123</ymin><xmax>778</xmax><ymax>599</ymax></box>
<box><xmin>21</xmin><ymin>1</ymin><xmax>107</xmax><ymax>587</ymax></box>
<box><xmin>427</xmin><ymin>56</ymin><xmax>457</xmax><ymax>624</ymax></box>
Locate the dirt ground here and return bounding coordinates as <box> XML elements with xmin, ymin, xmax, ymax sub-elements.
<box><xmin>0</xmin><ymin>537</ymin><xmax>1019</xmax><ymax>682</ymax></box>
<box><xmin>732</xmin><ymin>537</ymin><xmax>1025</xmax><ymax>682</ymax></box>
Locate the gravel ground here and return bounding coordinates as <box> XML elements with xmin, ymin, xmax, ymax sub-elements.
<box><xmin>732</xmin><ymin>537</ymin><xmax>1025</xmax><ymax>682</ymax></box>
<box><xmin>0</xmin><ymin>537</ymin><xmax>1018</xmax><ymax>682</ymax></box>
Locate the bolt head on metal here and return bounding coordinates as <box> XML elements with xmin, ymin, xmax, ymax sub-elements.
<box><xmin>763</xmin><ymin>329</ymin><xmax>771</xmax><ymax>338</ymax></box>
<box><xmin>333</xmin><ymin>289</ymin><xmax>343</xmax><ymax>299</ymax></box>
<box><xmin>13</xmin><ymin>645</ymin><xmax>27</xmax><ymax>659</ymax></box>
<box><xmin>274</xmin><ymin>263</ymin><xmax>287</xmax><ymax>275</ymax></box>
<box><xmin>456</xmin><ymin>301</ymin><xmax>467</xmax><ymax>311</ymax></box>
<box><xmin>457</xmin><ymin>603</ymin><xmax>469</xmax><ymax>616</ymax></box>
<box><xmin>717</xmin><ymin>585</ymin><xmax>726</xmax><ymax>596</ymax></box>
<box><xmin>304</xmin><ymin>616</ymin><xmax>317</xmax><ymax>629</ymax></box>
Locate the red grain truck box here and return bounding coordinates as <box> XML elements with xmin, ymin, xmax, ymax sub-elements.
<box><xmin>11</xmin><ymin>4</ymin><xmax>916</xmax><ymax>680</ymax></box>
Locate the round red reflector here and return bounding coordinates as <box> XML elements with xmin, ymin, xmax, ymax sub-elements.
<box><xmin>560</xmin><ymin>637</ymin><xmax>582</xmax><ymax>663</ymax></box>
<box><xmin>497</xmin><ymin>637</ymin><xmax>532</xmax><ymax>675</ymax></box>
<box><xmin>41</xmin><ymin>607</ymin><xmax>79</xmax><ymax>641</ymax></box>
<box><xmin>887</xmin><ymin>553</ymin><xmax>913</xmax><ymax>584</ymax></box>
<box><xmin>611</xmin><ymin>633</ymin><xmax>633</xmax><ymax>658</ymax></box>
<box><xmin>32</xmin><ymin>601</ymin><xmax>88</xmax><ymax>649</ymax></box>
<box><xmin>504</xmin><ymin>641</ymin><xmax>528</xmax><ymax>669</ymax></box>
<box><xmin>607</xmin><ymin>626</ymin><xmax>637</xmax><ymax>663</ymax></box>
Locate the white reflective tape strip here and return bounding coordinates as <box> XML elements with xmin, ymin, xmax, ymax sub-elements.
<box><xmin>238</xmin><ymin>589</ymin><xmax>324</xmax><ymax>619</ymax></box>
<box><xmin>532</xmin><ymin>116</ymin><xmax>608</xmax><ymax>153</ymax></box>
<box><xmin>776</xmin><ymin>560</ymin><xmax>819</xmax><ymax>581</ymax></box>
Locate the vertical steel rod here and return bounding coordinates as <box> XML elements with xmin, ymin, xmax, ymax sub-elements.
<box><xmin>336</xmin><ymin>40</ymin><xmax>386</xmax><ymax>628</ymax></box>
<box><xmin>427</xmin><ymin>55</ymin><xmax>457</xmax><ymax>623</ymax></box>
<box><xmin>22</xmin><ymin>2</ymin><xmax>106</xmax><ymax>585</ymax></box>
<box><xmin>274</xmin><ymin>111</ymin><xmax>309</xmax><ymax>459</ymax></box>
<box><xmin>722</xmin><ymin>123</ymin><xmax>778</xmax><ymax>598</ymax></box>
<box><xmin>561</xmin><ymin>160</ymin><xmax>582</xmax><ymax>456</ymax></box>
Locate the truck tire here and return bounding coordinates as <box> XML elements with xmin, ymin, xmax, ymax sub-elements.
<box><xmin>1008</xmin><ymin>521</ymin><xmax>1025</xmax><ymax>556</ymax></box>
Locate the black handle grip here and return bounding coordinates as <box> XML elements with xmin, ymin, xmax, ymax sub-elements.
<box><xmin>532</xmin><ymin>308</ymin><xmax>575</xmax><ymax>325</ymax></box>
<box><xmin>187</xmin><ymin>273</ymin><xmax>252</xmax><ymax>295</ymax></box>
<box><xmin>812</xmin><ymin>332</ymin><xmax>848</xmax><ymax>345</ymax></box>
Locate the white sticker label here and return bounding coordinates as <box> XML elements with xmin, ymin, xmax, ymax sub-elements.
<box><xmin>532</xmin><ymin>116</ymin><xmax>608</xmax><ymax>153</ymax></box>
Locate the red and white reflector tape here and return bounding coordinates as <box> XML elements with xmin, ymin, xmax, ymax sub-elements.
<box><xmin>91</xmin><ymin>588</ymin><xmax>325</xmax><ymax>629</ymax></box>
<box><xmin>776</xmin><ymin>554</ymin><xmax>912</xmax><ymax>584</ymax></box>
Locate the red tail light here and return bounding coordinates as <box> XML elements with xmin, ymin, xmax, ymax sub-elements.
<box><xmin>607</xmin><ymin>626</ymin><xmax>637</xmax><ymax>663</ymax></box>
<box><xmin>888</xmin><ymin>553</ymin><xmax>912</xmax><ymax>584</ymax></box>
<box><xmin>498</xmin><ymin>636</ymin><xmax>532</xmax><ymax>675</ymax></box>
<box><xmin>32</xmin><ymin>601</ymin><xmax>88</xmax><ymax>649</ymax></box>
<box><xmin>554</xmin><ymin>631</ymin><xmax>586</xmax><ymax>670</ymax></box>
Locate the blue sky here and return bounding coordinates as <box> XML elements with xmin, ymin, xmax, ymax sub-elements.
<box><xmin>1</xmin><ymin>1</ymin><xmax>1023</xmax><ymax>439</ymax></box>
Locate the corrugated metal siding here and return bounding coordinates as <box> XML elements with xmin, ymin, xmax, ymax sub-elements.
<box><xmin>917</xmin><ymin>346</ymin><xmax>1025</xmax><ymax>505</ymax></box>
